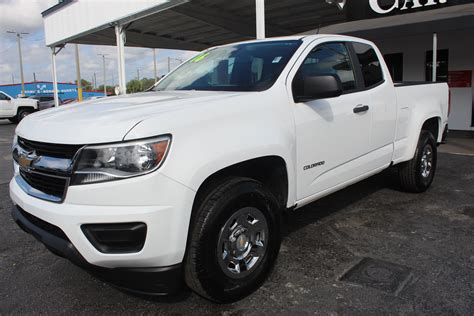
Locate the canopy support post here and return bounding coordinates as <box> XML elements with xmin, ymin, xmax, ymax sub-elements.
<box><xmin>432</xmin><ymin>33</ymin><xmax>437</xmax><ymax>82</ymax></box>
<box><xmin>51</xmin><ymin>45</ymin><xmax>64</xmax><ymax>107</ymax></box>
<box><xmin>115</xmin><ymin>25</ymin><xmax>127</xmax><ymax>95</ymax></box>
<box><xmin>256</xmin><ymin>0</ymin><xmax>265</xmax><ymax>39</ymax></box>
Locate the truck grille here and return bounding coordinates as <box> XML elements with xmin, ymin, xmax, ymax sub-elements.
<box><xmin>19</xmin><ymin>169</ymin><xmax>68</xmax><ymax>199</ymax></box>
<box><xmin>18</xmin><ymin>137</ymin><xmax>82</xmax><ymax>159</ymax></box>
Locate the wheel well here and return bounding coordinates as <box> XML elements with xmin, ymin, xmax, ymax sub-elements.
<box><xmin>192</xmin><ymin>156</ymin><xmax>289</xmax><ymax>212</ymax></box>
<box><xmin>421</xmin><ymin>117</ymin><xmax>439</xmax><ymax>142</ymax></box>
<box><xmin>17</xmin><ymin>106</ymin><xmax>36</xmax><ymax>115</ymax></box>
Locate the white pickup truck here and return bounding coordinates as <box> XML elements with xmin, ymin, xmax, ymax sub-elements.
<box><xmin>10</xmin><ymin>35</ymin><xmax>449</xmax><ymax>303</ymax></box>
<box><xmin>0</xmin><ymin>91</ymin><xmax>39</xmax><ymax>123</ymax></box>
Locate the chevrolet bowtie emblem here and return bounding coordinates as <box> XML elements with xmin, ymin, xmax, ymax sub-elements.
<box><xmin>18</xmin><ymin>151</ymin><xmax>38</xmax><ymax>169</ymax></box>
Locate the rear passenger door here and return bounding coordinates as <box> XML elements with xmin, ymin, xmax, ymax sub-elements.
<box><xmin>291</xmin><ymin>42</ymin><xmax>373</xmax><ymax>200</ymax></box>
<box><xmin>351</xmin><ymin>42</ymin><xmax>397</xmax><ymax>166</ymax></box>
<box><xmin>352</xmin><ymin>42</ymin><xmax>397</xmax><ymax>168</ymax></box>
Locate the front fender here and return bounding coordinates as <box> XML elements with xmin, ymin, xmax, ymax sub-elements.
<box><xmin>124</xmin><ymin>88</ymin><xmax>297</xmax><ymax>208</ymax></box>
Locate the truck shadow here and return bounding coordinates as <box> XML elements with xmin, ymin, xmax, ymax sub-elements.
<box><xmin>283</xmin><ymin>167</ymin><xmax>400</xmax><ymax>236</ymax></box>
<box><xmin>126</xmin><ymin>168</ymin><xmax>402</xmax><ymax>304</ymax></box>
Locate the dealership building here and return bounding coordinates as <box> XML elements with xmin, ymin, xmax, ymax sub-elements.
<box><xmin>42</xmin><ymin>0</ymin><xmax>473</xmax><ymax>132</ymax></box>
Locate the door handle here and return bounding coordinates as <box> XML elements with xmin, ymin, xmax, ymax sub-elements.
<box><xmin>353</xmin><ymin>105</ymin><xmax>369</xmax><ymax>114</ymax></box>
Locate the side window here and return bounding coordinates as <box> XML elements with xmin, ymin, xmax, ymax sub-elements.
<box><xmin>293</xmin><ymin>42</ymin><xmax>356</xmax><ymax>97</ymax></box>
<box><xmin>0</xmin><ymin>93</ymin><xmax>8</xmax><ymax>101</ymax></box>
<box><xmin>352</xmin><ymin>42</ymin><xmax>384</xmax><ymax>87</ymax></box>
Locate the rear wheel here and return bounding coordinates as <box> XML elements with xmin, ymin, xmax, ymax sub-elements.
<box><xmin>398</xmin><ymin>131</ymin><xmax>437</xmax><ymax>193</ymax></box>
<box><xmin>185</xmin><ymin>177</ymin><xmax>281</xmax><ymax>303</ymax></box>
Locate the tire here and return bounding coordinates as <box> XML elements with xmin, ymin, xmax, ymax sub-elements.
<box><xmin>16</xmin><ymin>108</ymin><xmax>34</xmax><ymax>122</ymax></box>
<box><xmin>184</xmin><ymin>177</ymin><xmax>281</xmax><ymax>303</ymax></box>
<box><xmin>398</xmin><ymin>130</ymin><xmax>437</xmax><ymax>193</ymax></box>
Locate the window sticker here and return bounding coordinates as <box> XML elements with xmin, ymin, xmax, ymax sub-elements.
<box><xmin>191</xmin><ymin>52</ymin><xmax>210</xmax><ymax>63</ymax></box>
<box><xmin>272</xmin><ymin>56</ymin><xmax>282</xmax><ymax>63</ymax></box>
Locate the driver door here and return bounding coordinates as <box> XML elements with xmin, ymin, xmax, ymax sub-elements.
<box><xmin>291</xmin><ymin>42</ymin><xmax>372</xmax><ymax>200</ymax></box>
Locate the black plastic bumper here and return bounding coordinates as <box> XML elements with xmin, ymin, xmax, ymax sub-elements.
<box><xmin>11</xmin><ymin>205</ymin><xmax>183</xmax><ymax>295</ymax></box>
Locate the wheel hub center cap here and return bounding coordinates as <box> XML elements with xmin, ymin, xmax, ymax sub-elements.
<box><xmin>236</xmin><ymin>234</ymin><xmax>249</xmax><ymax>252</ymax></box>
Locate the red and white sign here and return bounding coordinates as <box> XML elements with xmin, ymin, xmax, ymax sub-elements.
<box><xmin>448</xmin><ymin>71</ymin><xmax>472</xmax><ymax>88</ymax></box>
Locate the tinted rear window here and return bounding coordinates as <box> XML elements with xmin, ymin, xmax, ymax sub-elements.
<box><xmin>353</xmin><ymin>43</ymin><xmax>384</xmax><ymax>88</ymax></box>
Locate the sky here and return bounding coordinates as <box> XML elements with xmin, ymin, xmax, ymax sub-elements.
<box><xmin>0</xmin><ymin>0</ymin><xmax>197</xmax><ymax>86</ymax></box>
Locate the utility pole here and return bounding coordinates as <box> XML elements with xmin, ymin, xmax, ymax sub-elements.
<box><xmin>75</xmin><ymin>44</ymin><xmax>83</xmax><ymax>101</ymax></box>
<box><xmin>93</xmin><ymin>73</ymin><xmax>97</xmax><ymax>89</ymax></box>
<box><xmin>153</xmin><ymin>49</ymin><xmax>158</xmax><ymax>83</ymax></box>
<box><xmin>33</xmin><ymin>72</ymin><xmax>36</xmax><ymax>82</ymax></box>
<box><xmin>11</xmin><ymin>74</ymin><xmax>14</xmax><ymax>84</ymax></box>
<box><xmin>137</xmin><ymin>68</ymin><xmax>140</xmax><ymax>81</ymax></box>
<box><xmin>7</xmin><ymin>31</ymin><xmax>29</xmax><ymax>96</ymax></box>
<box><xmin>97</xmin><ymin>54</ymin><xmax>108</xmax><ymax>97</ymax></box>
<box><xmin>167</xmin><ymin>57</ymin><xmax>183</xmax><ymax>73</ymax></box>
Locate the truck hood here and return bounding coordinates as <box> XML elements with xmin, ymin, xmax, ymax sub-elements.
<box><xmin>16</xmin><ymin>90</ymin><xmax>244</xmax><ymax>144</ymax></box>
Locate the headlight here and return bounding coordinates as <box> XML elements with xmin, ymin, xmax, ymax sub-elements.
<box><xmin>72</xmin><ymin>135</ymin><xmax>171</xmax><ymax>185</ymax></box>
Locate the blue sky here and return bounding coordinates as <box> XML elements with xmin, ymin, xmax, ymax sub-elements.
<box><xmin>0</xmin><ymin>0</ymin><xmax>197</xmax><ymax>86</ymax></box>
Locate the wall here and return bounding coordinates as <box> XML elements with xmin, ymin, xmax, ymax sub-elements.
<box><xmin>373</xmin><ymin>28</ymin><xmax>474</xmax><ymax>131</ymax></box>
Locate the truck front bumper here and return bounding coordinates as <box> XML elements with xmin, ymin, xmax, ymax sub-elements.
<box><xmin>11</xmin><ymin>205</ymin><xmax>182</xmax><ymax>294</ymax></box>
<box><xmin>9</xmin><ymin>169</ymin><xmax>196</xmax><ymax>294</ymax></box>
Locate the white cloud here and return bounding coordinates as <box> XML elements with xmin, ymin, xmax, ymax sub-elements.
<box><xmin>0</xmin><ymin>0</ymin><xmax>56</xmax><ymax>34</ymax></box>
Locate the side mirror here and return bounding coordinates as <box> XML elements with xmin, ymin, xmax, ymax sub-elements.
<box><xmin>296</xmin><ymin>74</ymin><xmax>343</xmax><ymax>102</ymax></box>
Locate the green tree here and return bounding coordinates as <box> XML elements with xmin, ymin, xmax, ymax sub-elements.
<box><xmin>126</xmin><ymin>78</ymin><xmax>157</xmax><ymax>94</ymax></box>
<box><xmin>97</xmin><ymin>85</ymin><xmax>116</xmax><ymax>95</ymax></box>
<box><xmin>141</xmin><ymin>78</ymin><xmax>156</xmax><ymax>91</ymax></box>
<box><xmin>77</xmin><ymin>79</ymin><xmax>93</xmax><ymax>91</ymax></box>
<box><xmin>127</xmin><ymin>79</ymin><xmax>143</xmax><ymax>93</ymax></box>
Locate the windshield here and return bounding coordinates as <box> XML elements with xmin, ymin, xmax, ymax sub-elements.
<box><xmin>153</xmin><ymin>40</ymin><xmax>301</xmax><ymax>92</ymax></box>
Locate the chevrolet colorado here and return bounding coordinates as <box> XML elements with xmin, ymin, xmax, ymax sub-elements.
<box><xmin>10</xmin><ymin>35</ymin><xmax>449</xmax><ymax>303</ymax></box>
<box><xmin>0</xmin><ymin>91</ymin><xmax>38</xmax><ymax>123</ymax></box>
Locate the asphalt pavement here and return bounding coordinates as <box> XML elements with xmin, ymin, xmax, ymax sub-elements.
<box><xmin>0</xmin><ymin>119</ymin><xmax>473</xmax><ymax>314</ymax></box>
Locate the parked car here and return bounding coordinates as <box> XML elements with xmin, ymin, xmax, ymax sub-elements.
<box><xmin>10</xmin><ymin>35</ymin><xmax>449</xmax><ymax>303</ymax></box>
<box><xmin>28</xmin><ymin>95</ymin><xmax>57</xmax><ymax>110</ymax></box>
<box><xmin>60</xmin><ymin>98</ymin><xmax>76</xmax><ymax>105</ymax></box>
<box><xmin>0</xmin><ymin>91</ymin><xmax>38</xmax><ymax>123</ymax></box>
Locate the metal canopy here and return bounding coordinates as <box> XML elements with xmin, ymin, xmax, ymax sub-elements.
<box><xmin>44</xmin><ymin>0</ymin><xmax>346</xmax><ymax>51</ymax></box>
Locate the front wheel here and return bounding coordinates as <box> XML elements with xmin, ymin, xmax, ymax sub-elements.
<box><xmin>16</xmin><ymin>108</ymin><xmax>34</xmax><ymax>122</ymax></box>
<box><xmin>398</xmin><ymin>131</ymin><xmax>437</xmax><ymax>193</ymax></box>
<box><xmin>184</xmin><ymin>177</ymin><xmax>281</xmax><ymax>303</ymax></box>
